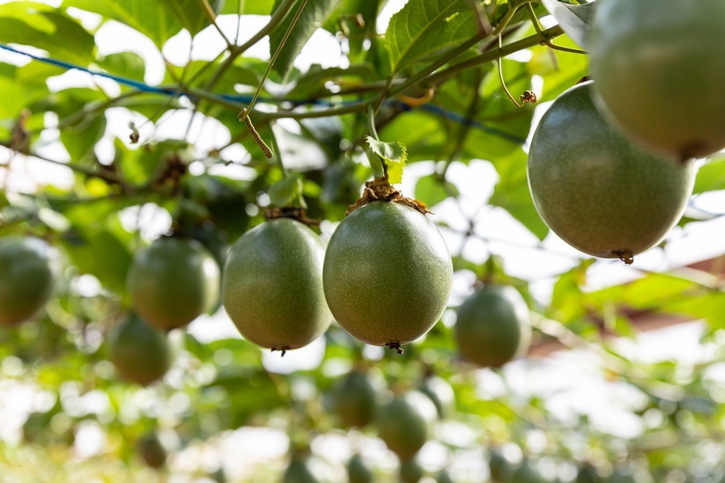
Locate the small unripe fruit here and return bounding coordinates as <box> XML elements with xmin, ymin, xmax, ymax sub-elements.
<box><xmin>376</xmin><ymin>391</ymin><xmax>436</xmax><ymax>460</ymax></box>
<box><xmin>348</xmin><ymin>454</ymin><xmax>374</xmax><ymax>483</ymax></box>
<box><xmin>400</xmin><ymin>458</ymin><xmax>424</xmax><ymax>483</ymax></box>
<box><xmin>283</xmin><ymin>456</ymin><xmax>319</xmax><ymax>483</ymax></box>
<box><xmin>0</xmin><ymin>236</ymin><xmax>56</xmax><ymax>327</ymax></box>
<box><xmin>128</xmin><ymin>237</ymin><xmax>220</xmax><ymax>331</ymax></box>
<box><xmin>137</xmin><ymin>432</ymin><xmax>166</xmax><ymax>469</ymax></box>
<box><xmin>335</xmin><ymin>371</ymin><xmax>377</xmax><ymax>428</ymax></box>
<box><xmin>455</xmin><ymin>286</ymin><xmax>531</xmax><ymax>368</ymax></box>
<box><xmin>108</xmin><ymin>314</ymin><xmax>173</xmax><ymax>385</ymax></box>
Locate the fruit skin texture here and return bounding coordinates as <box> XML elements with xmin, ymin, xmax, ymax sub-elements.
<box><xmin>589</xmin><ymin>0</ymin><xmax>725</xmax><ymax>160</ymax></box>
<box><xmin>376</xmin><ymin>391</ymin><xmax>437</xmax><ymax>460</ymax></box>
<box><xmin>335</xmin><ymin>371</ymin><xmax>377</xmax><ymax>428</ymax></box>
<box><xmin>137</xmin><ymin>433</ymin><xmax>166</xmax><ymax>469</ymax></box>
<box><xmin>528</xmin><ymin>82</ymin><xmax>695</xmax><ymax>260</ymax></box>
<box><xmin>455</xmin><ymin>285</ymin><xmax>531</xmax><ymax>368</ymax></box>
<box><xmin>347</xmin><ymin>454</ymin><xmax>374</xmax><ymax>483</ymax></box>
<box><xmin>108</xmin><ymin>314</ymin><xmax>173</xmax><ymax>385</ymax></box>
<box><xmin>0</xmin><ymin>236</ymin><xmax>56</xmax><ymax>327</ymax></box>
<box><xmin>128</xmin><ymin>237</ymin><xmax>220</xmax><ymax>331</ymax></box>
<box><xmin>223</xmin><ymin>218</ymin><xmax>331</xmax><ymax>350</ymax></box>
<box><xmin>400</xmin><ymin>458</ymin><xmax>425</xmax><ymax>483</ymax></box>
<box><xmin>283</xmin><ymin>457</ymin><xmax>319</xmax><ymax>483</ymax></box>
<box><xmin>323</xmin><ymin>201</ymin><xmax>453</xmax><ymax>346</ymax></box>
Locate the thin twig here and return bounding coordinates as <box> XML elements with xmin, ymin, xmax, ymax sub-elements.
<box><xmin>525</xmin><ymin>4</ymin><xmax>587</xmax><ymax>55</ymax></box>
<box><xmin>238</xmin><ymin>0</ymin><xmax>309</xmax><ymax>123</ymax></box>
<box><xmin>498</xmin><ymin>35</ymin><xmax>523</xmax><ymax>107</ymax></box>
<box><xmin>196</xmin><ymin>0</ymin><xmax>233</xmax><ymax>48</ymax></box>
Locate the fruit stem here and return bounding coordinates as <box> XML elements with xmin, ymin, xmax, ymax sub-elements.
<box><xmin>366</xmin><ymin>105</ymin><xmax>387</xmax><ymax>179</ymax></box>
<box><xmin>525</xmin><ymin>4</ymin><xmax>587</xmax><ymax>55</ymax></box>
<box><xmin>497</xmin><ymin>35</ymin><xmax>524</xmax><ymax>108</ymax></box>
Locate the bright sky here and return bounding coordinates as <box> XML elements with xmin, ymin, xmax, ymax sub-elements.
<box><xmin>1</xmin><ymin>0</ymin><xmax>724</xmax><ymax>480</ymax></box>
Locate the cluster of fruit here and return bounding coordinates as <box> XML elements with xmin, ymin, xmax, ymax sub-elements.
<box><xmin>0</xmin><ymin>192</ymin><xmax>532</xmax><ymax>382</ymax></box>
<box><xmin>530</xmin><ymin>0</ymin><xmax>725</xmax><ymax>264</ymax></box>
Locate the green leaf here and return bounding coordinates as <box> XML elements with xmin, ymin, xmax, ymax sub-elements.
<box><xmin>0</xmin><ymin>8</ymin><xmax>95</xmax><ymax>64</ymax></box>
<box><xmin>385</xmin><ymin>0</ymin><xmax>476</xmax><ymax>73</ymax></box>
<box><xmin>220</xmin><ymin>0</ymin><xmax>275</xmax><ymax>15</ymax></box>
<box><xmin>339</xmin><ymin>0</ymin><xmax>381</xmax><ymax>57</ymax></box>
<box><xmin>63</xmin><ymin>0</ymin><xmax>182</xmax><ymax>49</ymax></box>
<box><xmin>488</xmin><ymin>149</ymin><xmax>549</xmax><ymax>240</ymax></box>
<box><xmin>97</xmin><ymin>52</ymin><xmax>146</xmax><ymax>83</ymax></box>
<box><xmin>366</xmin><ymin>136</ymin><xmax>407</xmax><ymax>184</ymax></box>
<box><xmin>693</xmin><ymin>156</ymin><xmax>725</xmax><ymax>194</ymax></box>
<box><xmin>158</xmin><ymin>0</ymin><xmax>223</xmax><ymax>36</ymax></box>
<box><xmin>527</xmin><ymin>34</ymin><xmax>588</xmax><ymax>102</ymax></box>
<box><xmin>539</xmin><ymin>0</ymin><xmax>593</xmax><ymax>48</ymax></box>
<box><xmin>60</xmin><ymin>228</ymin><xmax>133</xmax><ymax>295</ymax></box>
<box><xmin>414</xmin><ymin>174</ymin><xmax>458</xmax><ymax>208</ymax></box>
<box><xmin>60</xmin><ymin>115</ymin><xmax>106</xmax><ymax>161</ymax></box>
<box><xmin>269</xmin><ymin>0</ymin><xmax>342</xmax><ymax>80</ymax></box>
<box><xmin>268</xmin><ymin>174</ymin><xmax>305</xmax><ymax>207</ymax></box>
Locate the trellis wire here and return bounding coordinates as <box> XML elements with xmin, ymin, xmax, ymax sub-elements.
<box><xmin>0</xmin><ymin>43</ymin><xmax>527</xmax><ymax>144</ymax></box>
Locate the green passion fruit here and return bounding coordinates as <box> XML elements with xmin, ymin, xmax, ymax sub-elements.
<box><xmin>0</xmin><ymin>236</ymin><xmax>57</xmax><ymax>327</ymax></box>
<box><xmin>455</xmin><ymin>285</ymin><xmax>531</xmax><ymax>368</ymax></box>
<box><xmin>223</xmin><ymin>218</ymin><xmax>331</xmax><ymax>352</ymax></box>
<box><xmin>137</xmin><ymin>432</ymin><xmax>166</xmax><ymax>469</ymax></box>
<box><xmin>128</xmin><ymin>237</ymin><xmax>220</xmax><ymax>331</ymax></box>
<box><xmin>527</xmin><ymin>82</ymin><xmax>695</xmax><ymax>262</ymax></box>
<box><xmin>400</xmin><ymin>458</ymin><xmax>425</xmax><ymax>483</ymax></box>
<box><xmin>589</xmin><ymin>0</ymin><xmax>725</xmax><ymax>161</ymax></box>
<box><xmin>108</xmin><ymin>314</ymin><xmax>173</xmax><ymax>385</ymax></box>
<box><xmin>376</xmin><ymin>391</ymin><xmax>437</xmax><ymax>460</ymax></box>
<box><xmin>323</xmin><ymin>201</ymin><xmax>453</xmax><ymax>351</ymax></box>
<box><xmin>335</xmin><ymin>370</ymin><xmax>377</xmax><ymax>428</ymax></box>
<box><xmin>347</xmin><ymin>454</ymin><xmax>374</xmax><ymax>483</ymax></box>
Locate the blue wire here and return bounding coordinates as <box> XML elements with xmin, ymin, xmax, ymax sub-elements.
<box><xmin>0</xmin><ymin>43</ymin><xmax>526</xmax><ymax>145</ymax></box>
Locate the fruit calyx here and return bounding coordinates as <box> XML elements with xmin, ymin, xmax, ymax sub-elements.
<box><xmin>271</xmin><ymin>346</ymin><xmax>291</xmax><ymax>357</ymax></box>
<box><xmin>386</xmin><ymin>341</ymin><xmax>404</xmax><ymax>354</ymax></box>
<box><xmin>265</xmin><ymin>206</ymin><xmax>319</xmax><ymax>227</ymax></box>
<box><xmin>611</xmin><ymin>249</ymin><xmax>634</xmax><ymax>265</ymax></box>
<box><xmin>346</xmin><ymin>178</ymin><xmax>430</xmax><ymax>217</ymax></box>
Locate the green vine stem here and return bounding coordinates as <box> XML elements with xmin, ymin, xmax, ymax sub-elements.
<box><xmin>366</xmin><ymin>105</ymin><xmax>386</xmax><ymax>179</ymax></box>
<box><xmin>238</xmin><ymin>0</ymin><xmax>309</xmax><ymax>123</ymax></box>
<box><xmin>525</xmin><ymin>3</ymin><xmax>587</xmax><ymax>55</ymax></box>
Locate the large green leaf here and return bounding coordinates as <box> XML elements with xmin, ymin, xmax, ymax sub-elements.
<box><xmin>158</xmin><ymin>0</ymin><xmax>223</xmax><ymax>36</ymax></box>
<box><xmin>60</xmin><ymin>115</ymin><xmax>106</xmax><ymax>162</ymax></box>
<box><xmin>62</xmin><ymin>0</ymin><xmax>181</xmax><ymax>49</ymax></box>
<box><xmin>0</xmin><ymin>5</ymin><xmax>95</xmax><ymax>64</ymax></box>
<box><xmin>269</xmin><ymin>0</ymin><xmax>342</xmax><ymax>80</ymax></box>
<box><xmin>693</xmin><ymin>156</ymin><xmax>725</xmax><ymax>194</ymax></box>
<box><xmin>488</xmin><ymin>149</ymin><xmax>549</xmax><ymax>240</ymax></box>
<box><xmin>60</xmin><ymin>228</ymin><xmax>133</xmax><ymax>295</ymax></box>
<box><xmin>540</xmin><ymin>0</ymin><xmax>593</xmax><ymax>49</ymax></box>
<box><xmin>220</xmin><ymin>0</ymin><xmax>276</xmax><ymax>15</ymax></box>
<box><xmin>97</xmin><ymin>52</ymin><xmax>146</xmax><ymax>83</ymax></box>
<box><xmin>385</xmin><ymin>0</ymin><xmax>476</xmax><ymax>73</ymax></box>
